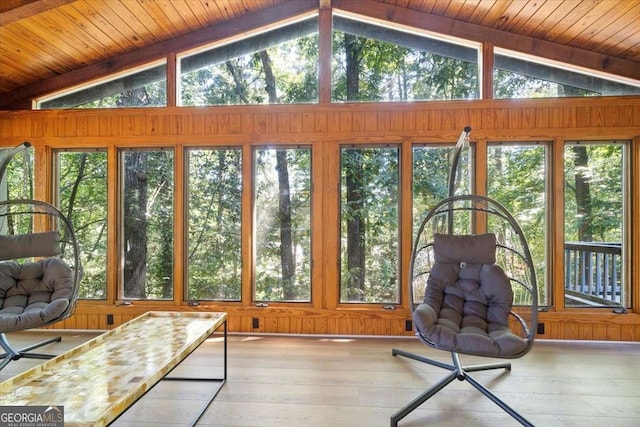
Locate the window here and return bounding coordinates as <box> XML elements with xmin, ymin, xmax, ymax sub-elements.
<box><xmin>254</xmin><ymin>147</ymin><xmax>312</xmax><ymax>302</ymax></box>
<box><xmin>340</xmin><ymin>145</ymin><xmax>399</xmax><ymax>303</ymax></box>
<box><xmin>332</xmin><ymin>16</ymin><xmax>479</xmax><ymax>102</ymax></box>
<box><xmin>55</xmin><ymin>150</ymin><xmax>108</xmax><ymax>299</ymax></box>
<box><xmin>186</xmin><ymin>148</ymin><xmax>242</xmax><ymax>301</ymax></box>
<box><xmin>120</xmin><ymin>148</ymin><xmax>174</xmax><ymax>300</ymax></box>
<box><xmin>0</xmin><ymin>145</ymin><xmax>33</xmax><ymax>202</ymax></box>
<box><xmin>180</xmin><ymin>18</ymin><xmax>319</xmax><ymax>106</ymax></box>
<box><xmin>412</xmin><ymin>144</ymin><xmax>472</xmax><ymax>234</ymax></box>
<box><xmin>564</xmin><ymin>141</ymin><xmax>628</xmax><ymax>308</ymax></box>
<box><xmin>487</xmin><ymin>143</ymin><xmax>549</xmax><ymax>305</ymax></box>
<box><xmin>494</xmin><ymin>50</ymin><xmax>640</xmax><ymax>99</ymax></box>
<box><xmin>38</xmin><ymin>63</ymin><xmax>167</xmax><ymax>109</ymax></box>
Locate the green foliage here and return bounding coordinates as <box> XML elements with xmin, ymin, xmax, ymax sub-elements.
<box><xmin>254</xmin><ymin>148</ymin><xmax>312</xmax><ymax>301</ymax></box>
<box><xmin>187</xmin><ymin>149</ymin><xmax>242</xmax><ymax>300</ymax></box>
<box><xmin>340</xmin><ymin>147</ymin><xmax>399</xmax><ymax>302</ymax></box>
<box><xmin>332</xmin><ymin>33</ymin><xmax>479</xmax><ymax>102</ymax></box>
<box><xmin>58</xmin><ymin>151</ymin><xmax>108</xmax><ymax>299</ymax></box>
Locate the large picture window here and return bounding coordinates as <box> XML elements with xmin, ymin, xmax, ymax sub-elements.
<box><xmin>119</xmin><ymin>148</ymin><xmax>174</xmax><ymax>300</ymax></box>
<box><xmin>487</xmin><ymin>143</ymin><xmax>549</xmax><ymax>305</ymax></box>
<box><xmin>254</xmin><ymin>147</ymin><xmax>312</xmax><ymax>302</ymax></box>
<box><xmin>55</xmin><ymin>150</ymin><xmax>108</xmax><ymax>299</ymax></box>
<box><xmin>564</xmin><ymin>141</ymin><xmax>628</xmax><ymax>309</ymax></box>
<box><xmin>340</xmin><ymin>146</ymin><xmax>400</xmax><ymax>303</ymax></box>
<box><xmin>180</xmin><ymin>18</ymin><xmax>318</xmax><ymax>106</ymax></box>
<box><xmin>186</xmin><ymin>148</ymin><xmax>242</xmax><ymax>301</ymax></box>
<box><xmin>332</xmin><ymin>16</ymin><xmax>479</xmax><ymax>102</ymax></box>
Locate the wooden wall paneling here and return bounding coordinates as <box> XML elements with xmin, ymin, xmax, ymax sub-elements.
<box><xmin>1</xmin><ymin>98</ymin><xmax>640</xmax><ymax>340</ymax></box>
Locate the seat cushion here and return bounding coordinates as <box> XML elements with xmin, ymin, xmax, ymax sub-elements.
<box><xmin>413</xmin><ymin>235</ymin><xmax>528</xmax><ymax>357</ymax></box>
<box><xmin>0</xmin><ymin>258</ymin><xmax>73</xmax><ymax>333</ymax></box>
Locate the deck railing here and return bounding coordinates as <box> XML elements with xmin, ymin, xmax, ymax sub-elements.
<box><xmin>564</xmin><ymin>242</ymin><xmax>622</xmax><ymax>307</ymax></box>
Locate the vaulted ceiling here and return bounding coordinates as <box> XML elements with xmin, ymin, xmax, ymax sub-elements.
<box><xmin>1</xmin><ymin>0</ymin><xmax>639</xmax><ymax>109</ymax></box>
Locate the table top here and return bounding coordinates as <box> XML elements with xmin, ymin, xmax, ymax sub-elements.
<box><xmin>0</xmin><ymin>311</ymin><xmax>227</xmax><ymax>427</ymax></box>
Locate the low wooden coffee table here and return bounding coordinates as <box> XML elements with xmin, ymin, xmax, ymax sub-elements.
<box><xmin>0</xmin><ymin>311</ymin><xmax>227</xmax><ymax>426</ymax></box>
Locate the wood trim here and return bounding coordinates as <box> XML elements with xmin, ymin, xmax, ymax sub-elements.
<box><xmin>318</xmin><ymin>3</ymin><xmax>332</xmax><ymax>104</ymax></box>
<box><xmin>481</xmin><ymin>42</ymin><xmax>493</xmax><ymax>100</ymax></box>
<box><xmin>551</xmin><ymin>137</ymin><xmax>566</xmax><ymax>311</ymax></box>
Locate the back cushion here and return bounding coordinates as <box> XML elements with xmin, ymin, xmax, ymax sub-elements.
<box><xmin>0</xmin><ymin>232</ymin><xmax>61</xmax><ymax>261</ymax></box>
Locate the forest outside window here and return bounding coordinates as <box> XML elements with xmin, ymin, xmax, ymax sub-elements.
<box><xmin>54</xmin><ymin>149</ymin><xmax>108</xmax><ymax>300</ymax></box>
<box><xmin>332</xmin><ymin>15</ymin><xmax>479</xmax><ymax>102</ymax></box>
<box><xmin>564</xmin><ymin>141</ymin><xmax>629</xmax><ymax>309</ymax></box>
<box><xmin>412</xmin><ymin>144</ymin><xmax>472</xmax><ymax>236</ymax></box>
<box><xmin>340</xmin><ymin>145</ymin><xmax>400</xmax><ymax>304</ymax></box>
<box><xmin>254</xmin><ymin>147</ymin><xmax>312</xmax><ymax>302</ymax></box>
<box><xmin>119</xmin><ymin>148</ymin><xmax>174</xmax><ymax>300</ymax></box>
<box><xmin>179</xmin><ymin>17</ymin><xmax>319</xmax><ymax>106</ymax></box>
<box><xmin>487</xmin><ymin>143</ymin><xmax>549</xmax><ymax>306</ymax></box>
<box><xmin>186</xmin><ymin>148</ymin><xmax>242</xmax><ymax>301</ymax></box>
<box><xmin>493</xmin><ymin>49</ymin><xmax>640</xmax><ymax>98</ymax></box>
<box><xmin>38</xmin><ymin>62</ymin><xmax>167</xmax><ymax>109</ymax></box>
<box><xmin>0</xmin><ymin>145</ymin><xmax>33</xmax><ymax>202</ymax></box>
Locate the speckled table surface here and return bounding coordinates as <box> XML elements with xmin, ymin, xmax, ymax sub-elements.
<box><xmin>0</xmin><ymin>311</ymin><xmax>227</xmax><ymax>426</ymax></box>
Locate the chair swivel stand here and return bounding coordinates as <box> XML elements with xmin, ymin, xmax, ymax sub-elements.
<box><xmin>390</xmin><ymin>347</ymin><xmax>533</xmax><ymax>427</ymax></box>
<box><xmin>0</xmin><ymin>332</ymin><xmax>61</xmax><ymax>371</ymax></box>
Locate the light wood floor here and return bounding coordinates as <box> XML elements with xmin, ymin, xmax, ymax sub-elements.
<box><xmin>1</xmin><ymin>331</ymin><xmax>639</xmax><ymax>426</ymax></box>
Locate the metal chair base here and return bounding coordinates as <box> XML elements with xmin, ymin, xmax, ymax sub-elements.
<box><xmin>390</xmin><ymin>348</ymin><xmax>533</xmax><ymax>427</ymax></box>
<box><xmin>0</xmin><ymin>332</ymin><xmax>60</xmax><ymax>371</ymax></box>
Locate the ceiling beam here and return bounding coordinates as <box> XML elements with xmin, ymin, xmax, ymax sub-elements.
<box><xmin>333</xmin><ymin>0</ymin><xmax>640</xmax><ymax>82</ymax></box>
<box><xmin>0</xmin><ymin>0</ymin><xmax>317</xmax><ymax>109</ymax></box>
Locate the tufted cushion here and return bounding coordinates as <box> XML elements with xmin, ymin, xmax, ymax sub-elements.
<box><xmin>0</xmin><ymin>258</ymin><xmax>73</xmax><ymax>333</ymax></box>
<box><xmin>413</xmin><ymin>233</ymin><xmax>527</xmax><ymax>357</ymax></box>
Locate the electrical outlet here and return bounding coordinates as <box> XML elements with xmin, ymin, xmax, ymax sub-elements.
<box><xmin>537</xmin><ymin>322</ymin><xmax>545</xmax><ymax>334</ymax></box>
<box><xmin>106</xmin><ymin>314</ymin><xmax>114</xmax><ymax>325</ymax></box>
<box><xmin>252</xmin><ymin>317</ymin><xmax>259</xmax><ymax>329</ymax></box>
<box><xmin>405</xmin><ymin>319</ymin><xmax>412</xmax><ymax>332</ymax></box>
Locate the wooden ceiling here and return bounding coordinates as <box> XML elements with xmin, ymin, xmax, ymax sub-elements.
<box><xmin>1</xmin><ymin>0</ymin><xmax>639</xmax><ymax>109</ymax></box>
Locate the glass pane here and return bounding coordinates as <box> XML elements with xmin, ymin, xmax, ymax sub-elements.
<box><xmin>340</xmin><ymin>146</ymin><xmax>399</xmax><ymax>303</ymax></box>
<box><xmin>332</xmin><ymin>16</ymin><xmax>478</xmax><ymax>102</ymax></box>
<box><xmin>254</xmin><ymin>148</ymin><xmax>312</xmax><ymax>302</ymax></box>
<box><xmin>412</xmin><ymin>144</ymin><xmax>471</xmax><ymax>233</ymax></box>
<box><xmin>494</xmin><ymin>52</ymin><xmax>640</xmax><ymax>99</ymax></box>
<box><xmin>0</xmin><ymin>145</ymin><xmax>33</xmax><ymax>203</ymax></box>
<box><xmin>180</xmin><ymin>18</ymin><xmax>318</xmax><ymax>106</ymax></box>
<box><xmin>487</xmin><ymin>144</ymin><xmax>548</xmax><ymax>306</ymax></box>
<box><xmin>39</xmin><ymin>64</ymin><xmax>167</xmax><ymax>109</ymax></box>
<box><xmin>121</xmin><ymin>149</ymin><xmax>174</xmax><ymax>300</ymax></box>
<box><xmin>187</xmin><ymin>148</ymin><xmax>242</xmax><ymax>301</ymax></box>
<box><xmin>57</xmin><ymin>150</ymin><xmax>108</xmax><ymax>299</ymax></box>
<box><xmin>564</xmin><ymin>142</ymin><xmax>627</xmax><ymax>308</ymax></box>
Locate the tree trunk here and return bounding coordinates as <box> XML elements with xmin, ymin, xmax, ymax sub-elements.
<box><xmin>572</xmin><ymin>146</ymin><xmax>592</xmax><ymax>241</ymax></box>
<box><xmin>259</xmin><ymin>50</ymin><xmax>296</xmax><ymax>300</ymax></box>
<box><xmin>344</xmin><ymin>34</ymin><xmax>366</xmax><ymax>300</ymax></box>
<box><xmin>561</xmin><ymin>85</ymin><xmax>593</xmax><ymax>242</ymax></box>
<box><xmin>345</xmin><ymin>150</ymin><xmax>366</xmax><ymax>300</ymax></box>
<box><xmin>123</xmin><ymin>152</ymin><xmax>148</xmax><ymax>298</ymax></box>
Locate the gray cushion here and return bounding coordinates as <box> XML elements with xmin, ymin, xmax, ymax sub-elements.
<box><xmin>0</xmin><ymin>232</ymin><xmax>61</xmax><ymax>261</ymax></box>
<box><xmin>0</xmin><ymin>258</ymin><xmax>73</xmax><ymax>333</ymax></box>
<box><xmin>413</xmin><ymin>233</ymin><xmax>527</xmax><ymax>357</ymax></box>
<box><xmin>433</xmin><ymin>233</ymin><xmax>496</xmax><ymax>265</ymax></box>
